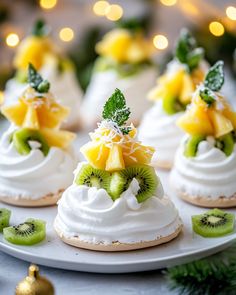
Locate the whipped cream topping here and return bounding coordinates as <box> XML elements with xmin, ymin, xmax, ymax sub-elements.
<box><xmin>0</xmin><ymin>126</ymin><xmax>76</xmax><ymax>199</ymax></box>
<box><xmin>55</xmin><ymin>162</ymin><xmax>181</xmax><ymax>245</ymax></box>
<box><xmin>4</xmin><ymin>64</ymin><xmax>82</xmax><ymax>128</ymax></box>
<box><xmin>171</xmin><ymin>136</ymin><xmax>236</xmax><ymax>199</ymax></box>
<box><xmin>80</xmin><ymin>67</ymin><xmax>156</xmax><ymax>129</ymax></box>
<box><xmin>138</xmin><ymin>100</ymin><xmax>184</xmax><ymax>165</ymax></box>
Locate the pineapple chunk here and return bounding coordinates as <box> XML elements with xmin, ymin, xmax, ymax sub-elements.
<box><xmin>41</xmin><ymin>128</ymin><xmax>75</xmax><ymax>149</ymax></box>
<box><xmin>80</xmin><ymin>141</ymin><xmax>109</xmax><ymax>170</ymax></box>
<box><xmin>208</xmin><ymin>110</ymin><xmax>233</xmax><ymax>138</ymax></box>
<box><xmin>179</xmin><ymin>73</ymin><xmax>195</xmax><ymax>104</ymax></box>
<box><xmin>13</xmin><ymin>36</ymin><xmax>51</xmax><ymax>70</ymax></box>
<box><xmin>96</xmin><ymin>29</ymin><xmax>131</xmax><ymax>63</ymax></box>
<box><xmin>123</xmin><ymin>143</ymin><xmax>155</xmax><ymax>166</ymax></box>
<box><xmin>222</xmin><ymin>105</ymin><xmax>236</xmax><ymax>130</ymax></box>
<box><xmin>1</xmin><ymin>102</ymin><xmax>27</xmax><ymax>126</ymax></box>
<box><xmin>177</xmin><ymin>105</ymin><xmax>214</xmax><ymax>136</ymax></box>
<box><xmin>105</xmin><ymin>144</ymin><xmax>125</xmax><ymax>171</ymax></box>
<box><xmin>37</xmin><ymin>103</ymin><xmax>69</xmax><ymax>129</ymax></box>
<box><xmin>22</xmin><ymin>106</ymin><xmax>39</xmax><ymax>130</ymax></box>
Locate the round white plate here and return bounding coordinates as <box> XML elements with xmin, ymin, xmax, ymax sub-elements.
<box><xmin>0</xmin><ymin>132</ymin><xmax>236</xmax><ymax>273</ymax></box>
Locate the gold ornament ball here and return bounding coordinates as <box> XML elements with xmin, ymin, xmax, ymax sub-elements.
<box><xmin>15</xmin><ymin>264</ymin><xmax>54</xmax><ymax>295</ymax></box>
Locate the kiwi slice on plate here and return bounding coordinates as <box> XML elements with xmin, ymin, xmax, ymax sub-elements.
<box><xmin>75</xmin><ymin>164</ymin><xmax>110</xmax><ymax>190</ymax></box>
<box><xmin>3</xmin><ymin>218</ymin><xmax>46</xmax><ymax>245</ymax></box>
<box><xmin>0</xmin><ymin>208</ymin><xmax>11</xmax><ymax>232</ymax></box>
<box><xmin>163</xmin><ymin>96</ymin><xmax>186</xmax><ymax>115</ymax></box>
<box><xmin>215</xmin><ymin>133</ymin><xmax>234</xmax><ymax>156</ymax></box>
<box><xmin>13</xmin><ymin>128</ymin><xmax>50</xmax><ymax>156</ymax></box>
<box><xmin>109</xmin><ymin>165</ymin><xmax>158</xmax><ymax>203</ymax></box>
<box><xmin>184</xmin><ymin>135</ymin><xmax>206</xmax><ymax>157</ymax></box>
<box><xmin>192</xmin><ymin>208</ymin><xmax>235</xmax><ymax>238</ymax></box>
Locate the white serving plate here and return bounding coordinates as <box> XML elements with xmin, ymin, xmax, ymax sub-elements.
<box><xmin>0</xmin><ymin>132</ymin><xmax>236</xmax><ymax>273</ymax></box>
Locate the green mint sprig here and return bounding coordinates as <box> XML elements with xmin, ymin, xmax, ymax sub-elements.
<box><xmin>31</xmin><ymin>19</ymin><xmax>49</xmax><ymax>37</ymax></box>
<box><xmin>199</xmin><ymin>61</ymin><xmax>224</xmax><ymax>106</ymax></box>
<box><xmin>175</xmin><ymin>28</ymin><xmax>204</xmax><ymax>72</ymax></box>
<box><xmin>28</xmin><ymin>63</ymin><xmax>50</xmax><ymax>93</ymax></box>
<box><xmin>102</xmin><ymin>88</ymin><xmax>131</xmax><ymax>135</ymax></box>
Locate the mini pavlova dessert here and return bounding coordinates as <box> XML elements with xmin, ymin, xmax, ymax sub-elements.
<box><xmin>4</xmin><ymin>20</ymin><xmax>82</xmax><ymax>130</ymax></box>
<box><xmin>139</xmin><ymin>29</ymin><xmax>208</xmax><ymax>169</ymax></box>
<box><xmin>171</xmin><ymin>61</ymin><xmax>236</xmax><ymax>208</ymax></box>
<box><xmin>80</xmin><ymin>23</ymin><xmax>156</xmax><ymax>129</ymax></box>
<box><xmin>54</xmin><ymin>89</ymin><xmax>182</xmax><ymax>251</ymax></box>
<box><xmin>0</xmin><ymin>64</ymin><xmax>76</xmax><ymax>207</ymax></box>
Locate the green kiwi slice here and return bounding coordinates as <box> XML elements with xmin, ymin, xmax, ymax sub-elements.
<box><xmin>109</xmin><ymin>165</ymin><xmax>158</xmax><ymax>203</ymax></box>
<box><xmin>215</xmin><ymin>133</ymin><xmax>234</xmax><ymax>156</ymax></box>
<box><xmin>75</xmin><ymin>164</ymin><xmax>110</xmax><ymax>190</ymax></box>
<box><xmin>192</xmin><ymin>208</ymin><xmax>235</xmax><ymax>238</ymax></box>
<box><xmin>3</xmin><ymin>218</ymin><xmax>46</xmax><ymax>245</ymax></box>
<box><xmin>0</xmin><ymin>208</ymin><xmax>11</xmax><ymax>232</ymax></box>
<box><xmin>163</xmin><ymin>96</ymin><xmax>186</xmax><ymax>115</ymax></box>
<box><xmin>184</xmin><ymin>135</ymin><xmax>206</xmax><ymax>157</ymax></box>
<box><xmin>13</xmin><ymin>128</ymin><xmax>50</xmax><ymax>156</ymax></box>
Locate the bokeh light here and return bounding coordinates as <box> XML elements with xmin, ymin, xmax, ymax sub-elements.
<box><xmin>226</xmin><ymin>6</ymin><xmax>236</xmax><ymax>21</ymax></box>
<box><xmin>39</xmin><ymin>0</ymin><xmax>57</xmax><ymax>10</ymax></box>
<box><xmin>93</xmin><ymin>1</ymin><xmax>110</xmax><ymax>16</ymax></box>
<box><xmin>105</xmin><ymin>4</ymin><xmax>123</xmax><ymax>21</ymax></box>
<box><xmin>209</xmin><ymin>21</ymin><xmax>225</xmax><ymax>37</ymax></box>
<box><xmin>160</xmin><ymin>0</ymin><xmax>177</xmax><ymax>7</ymax></box>
<box><xmin>59</xmin><ymin>27</ymin><xmax>74</xmax><ymax>42</ymax></box>
<box><xmin>153</xmin><ymin>34</ymin><xmax>168</xmax><ymax>50</ymax></box>
<box><xmin>5</xmin><ymin>33</ymin><xmax>20</xmax><ymax>47</ymax></box>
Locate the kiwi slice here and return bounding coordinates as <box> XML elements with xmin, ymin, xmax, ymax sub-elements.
<box><xmin>3</xmin><ymin>218</ymin><xmax>46</xmax><ymax>245</ymax></box>
<box><xmin>184</xmin><ymin>135</ymin><xmax>206</xmax><ymax>157</ymax></box>
<box><xmin>163</xmin><ymin>96</ymin><xmax>186</xmax><ymax>115</ymax></box>
<box><xmin>13</xmin><ymin>128</ymin><xmax>50</xmax><ymax>156</ymax></box>
<box><xmin>0</xmin><ymin>208</ymin><xmax>11</xmax><ymax>232</ymax></box>
<box><xmin>215</xmin><ymin>133</ymin><xmax>234</xmax><ymax>156</ymax></box>
<box><xmin>109</xmin><ymin>165</ymin><xmax>158</xmax><ymax>203</ymax></box>
<box><xmin>192</xmin><ymin>208</ymin><xmax>235</xmax><ymax>238</ymax></box>
<box><xmin>75</xmin><ymin>164</ymin><xmax>110</xmax><ymax>190</ymax></box>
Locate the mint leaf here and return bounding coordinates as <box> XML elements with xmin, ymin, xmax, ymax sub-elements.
<box><xmin>28</xmin><ymin>63</ymin><xmax>50</xmax><ymax>93</ymax></box>
<box><xmin>187</xmin><ymin>48</ymin><xmax>204</xmax><ymax>71</ymax></box>
<box><xmin>102</xmin><ymin>88</ymin><xmax>131</xmax><ymax>131</ymax></box>
<box><xmin>32</xmin><ymin>19</ymin><xmax>49</xmax><ymax>37</ymax></box>
<box><xmin>199</xmin><ymin>88</ymin><xmax>215</xmax><ymax>106</ymax></box>
<box><xmin>204</xmin><ymin>61</ymin><xmax>224</xmax><ymax>91</ymax></box>
<box><xmin>175</xmin><ymin>28</ymin><xmax>204</xmax><ymax>71</ymax></box>
<box><xmin>175</xmin><ymin>29</ymin><xmax>196</xmax><ymax>64</ymax></box>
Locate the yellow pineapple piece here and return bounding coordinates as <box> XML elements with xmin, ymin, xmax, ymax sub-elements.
<box><xmin>40</xmin><ymin>128</ymin><xmax>75</xmax><ymax>149</ymax></box>
<box><xmin>222</xmin><ymin>104</ymin><xmax>236</xmax><ymax>130</ymax></box>
<box><xmin>105</xmin><ymin>144</ymin><xmax>125</xmax><ymax>171</ymax></box>
<box><xmin>80</xmin><ymin>141</ymin><xmax>109</xmax><ymax>170</ymax></box>
<box><xmin>22</xmin><ymin>106</ymin><xmax>39</xmax><ymax>129</ymax></box>
<box><xmin>14</xmin><ymin>36</ymin><xmax>52</xmax><ymax>70</ymax></box>
<box><xmin>208</xmin><ymin>110</ymin><xmax>233</xmax><ymax>138</ymax></box>
<box><xmin>37</xmin><ymin>103</ymin><xmax>69</xmax><ymax>129</ymax></box>
<box><xmin>123</xmin><ymin>143</ymin><xmax>155</xmax><ymax>166</ymax></box>
<box><xmin>96</xmin><ymin>29</ymin><xmax>131</xmax><ymax>63</ymax></box>
<box><xmin>179</xmin><ymin>73</ymin><xmax>195</xmax><ymax>104</ymax></box>
<box><xmin>177</xmin><ymin>105</ymin><xmax>213</xmax><ymax>136</ymax></box>
<box><xmin>1</xmin><ymin>102</ymin><xmax>27</xmax><ymax>126</ymax></box>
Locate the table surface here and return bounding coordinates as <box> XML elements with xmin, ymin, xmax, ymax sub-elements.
<box><xmin>0</xmin><ymin>250</ymin><xmax>178</xmax><ymax>295</ymax></box>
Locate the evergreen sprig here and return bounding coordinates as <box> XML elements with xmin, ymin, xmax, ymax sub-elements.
<box><xmin>166</xmin><ymin>243</ymin><xmax>236</xmax><ymax>295</ymax></box>
<box><xmin>175</xmin><ymin>28</ymin><xmax>204</xmax><ymax>72</ymax></box>
<box><xmin>28</xmin><ymin>63</ymin><xmax>50</xmax><ymax>93</ymax></box>
<box><xmin>102</xmin><ymin>88</ymin><xmax>131</xmax><ymax>134</ymax></box>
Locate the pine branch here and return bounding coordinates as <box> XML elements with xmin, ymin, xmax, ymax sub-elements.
<box><xmin>165</xmin><ymin>243</ymin><xmax>236</xmax><ymax>295</ymax></box>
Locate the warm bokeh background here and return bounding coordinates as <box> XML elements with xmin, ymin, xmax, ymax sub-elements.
<box><xmin>0</xmin><ymin>0</ymin><xmax>235</xmax><ymax>93</ymax></box>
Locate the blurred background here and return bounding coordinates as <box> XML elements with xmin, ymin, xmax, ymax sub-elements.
<box><xmin>0</xmin><ymin>0</ymin><xmax>235</xmax><ymax>93</ymax></box>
